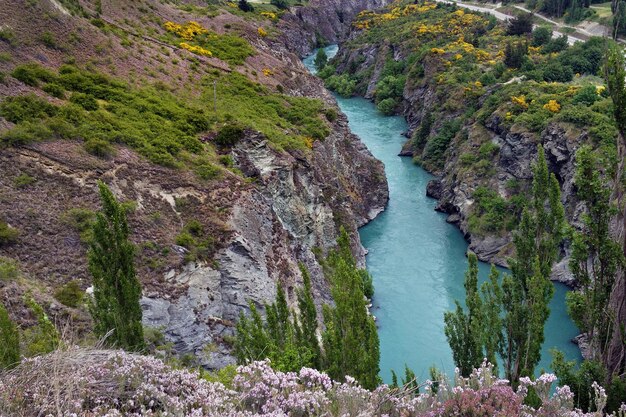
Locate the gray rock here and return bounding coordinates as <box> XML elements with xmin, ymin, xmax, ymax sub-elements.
<box><xmin>426</xmin><ymin>178</ymin><xmax>442</xmax><ymax>199</ymax></box>
<box><xmin>550</xmin><ymin>257</ymin><xmax>577</xmax><ymax>288</ymax></box>
<box><xmin>573</xmin><ymin>333</ymin><xmax>593</xmax><ymax>361</ymax></box>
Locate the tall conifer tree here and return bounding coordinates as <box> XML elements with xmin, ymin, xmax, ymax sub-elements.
<box><xmin>88</xmin><ymin>181</ymin><xmax>144</xmax><ymax>351</ymax></box>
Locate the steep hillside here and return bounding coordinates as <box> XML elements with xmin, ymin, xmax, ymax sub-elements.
<box><xmin>0</xmin><ymin>0</ymin><xmax>387</xmax><ymax>367</ymax></box>
<box><xmin>321</xmin><ymin>1</ymin><xmax>615</xmax><ymax>279</ymax></box>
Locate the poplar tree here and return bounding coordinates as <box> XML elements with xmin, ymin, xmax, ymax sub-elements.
<box><xmin>295</xmin><ymin>264</ymin><xmax>321</xmax><ymax>368</ymax></box>
<box><xmin>500</xmin><ymin>146</ymin><xmax>564</xmax><ymax>383</ymax></box>
<box><xmin>604</xmin><ymin>42</ymin><xmax>626</xmax><ymax>378</ymax></box>
<box><xmin>234</xmin><ymin>275</ymin><xmax>320</xmax><ymax>372</ymax></box>
<box><xmin>88</xmin><ymin>181</ymin><xmax>144</xmax><ymax>351</ymax></box>
<box><xmin>0</xmin><ymin>302</ymin><xmax>19</xmax><ymax>369</ymax></box>
<box><xmin>444</xmin><ymin>252</ymin><xmax>484</xmax><ymax>377</ymax></box>
<box><xmin>322</xmin><ymin>228</ymin><xmax>380</xmax><ymax>390</ymax></box>
<box><xmin>567</xmin><ymin>146</ymin><xmax>623</xmax><ymax>359</ymax></box>
<box><xmin>446</xmin><ymin>146</ymin><xmax>564</xmax><ymax>384</ymax></box>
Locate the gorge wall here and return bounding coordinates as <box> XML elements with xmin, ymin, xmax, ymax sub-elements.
<box><xmin>0</xmin><ymin>0</ymin><xmax>388</xmax><ymax>367</ymax></box>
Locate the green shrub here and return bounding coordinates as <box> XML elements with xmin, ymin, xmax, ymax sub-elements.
<box><xmin>514</xmin><ymin>110</ymin><xmax>551</xmax><ymax>133</ymax></box>
<box><xmin>572</xmin><ymin>85</ymin><xmax>600</xmax><ymax>106</ymax></box>
<box><xmin>84</xmin><ymin>137</ymin><xmax>114</xmax><ymax>157</ymax></box>
<box><xmin>422</xmin><ymin>119</ymin><xmax>461</xmax><ymax>169</ymax></box>
<box><xmin>11</xmin><ymin>63</ymin><xmax>55</xmax><ymax>87</ymax></box>
<box><xmin>0</xmin><ymin>220</ymin><xmax>18</xmax><ymax>245</ymax></box>
<box><xmin>325</xmin><ymin>74</ymin><xmax>357</xmax><ymax>97</ymax></box>
<box><xmin>412</xmin><ymin>112</ymin><xmax>433</xmax><ymax>148</ymax></box>
<box><xmin>22</xmin><ymin>296</ymin><xmax>59</xmax><ymax>356</ymax></box>
<box><xmin>70</xmin><ymin>92</ymin><xmax>98</xmax><ymax>111</ymax></box>
<box><xmin>324</xmin><ymin>108</ymin><xmax>338</xmax><ymax>122</ymax></box>
<box><xmin>531</xmin><ymin>27</ymin><xmax>552</xmax><ymax>46</ymax></box>
<box><xmin>61</xmin><ymin>208</ymin><xmax>96</xmax><ymax>242</ymax></box>
<box><xmin>0</xmin><ymin>121</ymin><xmax>53</xmax><ymax>145</ymax></box>
<box><xmin>0</xmin><ymin>257</ymin><xmax>19</xmax><ymax>281</ymax></box>
<box><xmin>478</xmin><ymin>141</ymin><xmax>499</xmax><ymax>158</ymax></box>
<box><xmin>468</xmin><ymin>186</ymin><xmax>513</xmax><ymax>235</ymax></box>
<box><xmin>377</xmin><ymin>98</ymin><xmax>396</xmax><ymax>116</ymax></box>
<box><xmin>175</xmin><ymin>231</ymin><xmax>195</xmax><ymax>248</ymax></box>
<box><xmin>13</xmin><ymin>173</ymin><xmax>36</xmax><ymax>188</ymax></box>
<box><xmin>0</xmin><ymin>302</ymin><xmax>19</xmax><ymax>369</ymax></box>
<box><xmin>175</xmin><ymin>221</ymin><xmax>215</xmax><ymax>262</ymax></box>
<box><xmin>0</xmin><ymin>94</ymin><xmax>57</xmax><ymax>123</ymax></box>
<box><xmin>542</xmin><ymin>61</ymin><xmax>573</xmax><ymax>83</ymax></box>
<box><xmin>194</xmin><ymin>162</ymin><xmax>221</xmax><ymax>180</ymax></box>
<box><xmin>0</xmin><ymin>27</ymin><xmax>16</xmax><ymax>45</ymax></box>
<box><xmin>543</xmin><ymin>35</ymin><xmax>568</xmax><ymax>54</ymax></box>
<box><xmin>40</xmin><ymin>31</ymin><xmax>58</xmax><ymax>49</ymax></box>
<box><xmin>54</xmin><ymin>280</ymin><xmax>84</xmax><ymax>308</ymax></box>
<box><xmin>214</xmin><ymin>124</ymin><xmax>244</xmax><ymax>147</ymax></box>
<box><xmin>43</xmin><ymin>83</ymin><xmax>65</xmax><ymax>99</ymax></box>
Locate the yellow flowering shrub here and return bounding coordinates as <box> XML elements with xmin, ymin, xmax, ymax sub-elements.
<box><xmin>543</xmin><ymin>100</ymin><xmax>561</xmax><ymax>113</ymax></box>
<box><xmin>164</xmin><ymin>21</ymin><xmax>208</xmax><ymax>41</ymax></box>
<box><xmin>430</xmin><ymin>48</ymin><xmax>446</xmax><ymax>54</ymax></box>
<box><xmin>262</xmin><ymin>68</ymin><xmax>274</xmax><ymax>76</ymax></box>
<box><xmin>596</xmin><ymin>85</ymin><xmax>606</xmax><ymax>95</ymax></box>
<box><xmin>258</xmin><ymin>27</ymin><xmax>268</xmax><ymax>37</ymax></box>
<box><xmin>261</xmin><ymin>11</ymin><xmax>277</xmax><ymax>20</ymax></box>
<box><xmin>511</xmin><ymin>95</ymin><xmax>528</xmax><ymax>110</ymax></box>
<box><xmin>179</xmin><ymin>42</ymin><xmax>212</xmax><ymax>57</ymax></box>
<box><xmin>304</xmin><ymin>137</ymin><xmax>314</xmax><ymax>149</ymax></box>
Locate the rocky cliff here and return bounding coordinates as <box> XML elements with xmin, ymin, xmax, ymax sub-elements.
<box><xmin>278</xmin><ymin>0</ymin><xmax>392</xmax><ymax>56</ymax></box>
<box><xmin>0</xmin><ymin>0</ymin><xmax>387</xmax><ymax>367</ymax></box>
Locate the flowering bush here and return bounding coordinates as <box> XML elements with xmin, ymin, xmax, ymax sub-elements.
<box><xmin>1</xmin><ymin>349</ymin><xmax>621</xmax><ymax>417</ymax></box>
<box><xmin>543</xmin><ymin>99</ymin><xmax>561</xmax><ymax>113</ymax></box>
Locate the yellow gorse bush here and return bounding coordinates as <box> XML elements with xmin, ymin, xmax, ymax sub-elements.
<box><xmin>179</xmin><ymin>42</ymin><xmax>212</xmax><ymax>57</ymax></box>
<box><xmin>164</xmin><ymin>21</ymin><xmax>208</xmax><ymax>41</ymax></box>
<box><xmin>511</xmin><ymin>95</ymin><xmax>529</xmax><ymax>110</ymax></box>
<box><xmin>261</xmin><ymin>11</ymin><xmax>277</xmax><ymax>19</ymax></box>
<box><xmin>258</xmin><ymin>27</ymin><xmax>268</xmax><ymax>37</ymax></box>
<box><xmin>543</xmin><ymin>100</ymin><xmax>561</xmax><ymax>113</ymax></box>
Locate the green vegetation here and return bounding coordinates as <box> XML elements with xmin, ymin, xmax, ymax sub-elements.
<box><xmin>175</xmin><ymin>220</ymin><xmax>215</xmax><ymax>262</ymax></box>
<box><xmin>447</xmin><ymin>147</ymin><xmax>565</xmax><ymax>384</ymax></box>
<box><xmin>54</xmin><ymin>280</ymin><xmax>84</xmax><ymax>308</ymax></box>
<box><xmin>88</xmin><ymin>182</ymin><xmax>144</xmax><ymax>351</ymax></box>
<box><xmin>235</xmin><ymin>229</ymin><xmax>379</xmax><ymax>389</ymax></box>
<box><xmin>314</xmin><ymin>48</ymin><xmax>328</xmax><ymax>71</ymax></box>
<box><xmin>1</xmin><ymin>63</ymin><xmax>330</xmax><ymax>167</ymax></box>
<box><xmin>22</xmin><ymin>296</ymin><xmax>60</xmax><ymax>356</ymax></box>
<box><xmin>0</xmin><ymin>219</ymin><xmax>18</xmax><ymax>246</ymax></box>
<box><xmin>61</xmin><ymin>208</ymin><xmax>96</xmax><ymax>243</ymax></box>
<box><xmin>444</xmin><ymin>252</ymin><xmax>485</xmax><ymax>376</ymax></box>
<box><xmin>13</xmin><ymin>173</ymin><xmax>36</xmax><ymax>188</ymax></box>
<box><xmin>321</xmin><ymin>229</ymin><xmax>380</xmax><ymax>389</ymax></box>
<box><xmin>0</xmin><ymin>257</ymin><xmax>20</xmax><ymax>282</ymax></box>
<box><xmin>0</xmin><ymin>302</ymin><xmax>19</xmax><ymax>369</ymax></box>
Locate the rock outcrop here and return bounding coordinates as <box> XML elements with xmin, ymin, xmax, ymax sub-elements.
<box><xmin>278</xmin><ymin>0</ymin><xmax>392</xmax><ymax>56</ymax></box>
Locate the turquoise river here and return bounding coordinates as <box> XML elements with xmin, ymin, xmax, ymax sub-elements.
<box><xmin>304</xmin><ymin>46</ymin><xmax>581</xmax><ymax>383</ymax></box>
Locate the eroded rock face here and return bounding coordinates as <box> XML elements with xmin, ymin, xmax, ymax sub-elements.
<box><xmin>142</xmin><ymin>117</ymin><xmax>387</xmax><ymax>368</ymax></box>
<box><xmin>278</xmin><ymin>0</ymin><xmax>392</xmax><ymax>56</ymax></box>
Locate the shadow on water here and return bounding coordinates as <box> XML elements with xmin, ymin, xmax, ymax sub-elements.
<box><xmin>304</xmin><ymin>46</ymin><xmax>581</xmax><ymax>383</ymax></box>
